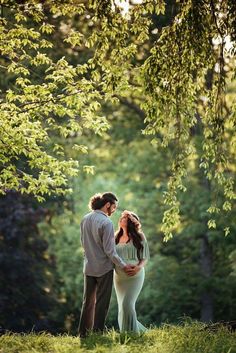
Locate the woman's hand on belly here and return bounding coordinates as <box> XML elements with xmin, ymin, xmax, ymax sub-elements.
<box><xmin>124</xmin><ymin>264</ymin><xmax>141</xmax><ymax>276</ymax></box>
<box><xmin>124</xmin><ymin>259</ymin><xmax>147</xmax><ymax>276</ymax></box>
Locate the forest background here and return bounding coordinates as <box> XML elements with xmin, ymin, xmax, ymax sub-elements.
<box><xmin>0</xmin><ymin>0</ymin><xmax>235</xmax><ymax>335</ymax></box>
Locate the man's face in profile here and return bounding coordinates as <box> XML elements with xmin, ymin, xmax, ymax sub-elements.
<box><xmin>107</xmin><ymin>201</ymin><xmax>117</xmax><ymax>216</ymax></box>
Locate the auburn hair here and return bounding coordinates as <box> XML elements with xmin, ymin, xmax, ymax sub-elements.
<box><xmin>115</xmin><ymin>213</ymin><xmax>144</xmax><ymax>261</ymax></box>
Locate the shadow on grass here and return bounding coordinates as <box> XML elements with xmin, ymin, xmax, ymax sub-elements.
<box><xmin>80</xmin><ymin>329</ymin><xmax>151</xmax><ymax>350</ymax></box>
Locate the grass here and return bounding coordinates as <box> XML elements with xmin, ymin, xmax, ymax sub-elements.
<box><xmin>0</xmin><ymin>322</ymin><xmax>235</xmax><ymax>353</ymax></box>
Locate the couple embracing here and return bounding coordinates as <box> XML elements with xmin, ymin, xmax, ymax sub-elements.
<box><xmin>78</xmin><ymin>192</ymin><xmax>150</xmax><ymax>337</ymax></box>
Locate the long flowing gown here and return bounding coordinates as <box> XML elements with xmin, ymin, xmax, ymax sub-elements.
<box><xmin>114</xmin><ymin>239</ymin><xmax>150</xmax><ymax>333</ymax></box>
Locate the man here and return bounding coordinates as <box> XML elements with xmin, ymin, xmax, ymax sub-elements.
<box><xmin>78</xmin><ymin>192</ymin><xmax>133</xmax><ymax>337</ymax></box>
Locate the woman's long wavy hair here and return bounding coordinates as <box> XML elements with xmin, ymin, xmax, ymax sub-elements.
<box><xmin>115</xmin><ymin>213</ymin><xmax>144</xmax><ymax>261</ymax></box>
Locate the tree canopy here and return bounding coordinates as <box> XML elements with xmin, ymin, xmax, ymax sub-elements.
<box><xmin>1</xmin><ymin>0</ymin><xmax>236</xmax><ymax>333</ymax></box>
<box><xmin>0</xmin><ymin>0</ymin><xmax>235</xmax><ymax>238</ymax></box>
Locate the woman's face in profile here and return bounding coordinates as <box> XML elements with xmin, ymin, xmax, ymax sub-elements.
<box><xmin>119</xmin><ymin>215</ymin><xmax>128</xmax><ymax>228</ymax></box>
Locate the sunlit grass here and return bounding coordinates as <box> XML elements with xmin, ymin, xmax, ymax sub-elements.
<box><xmin>0</xmin><ymin>321</ymin><xmax>235</xmax><ymax>353</ymax></box>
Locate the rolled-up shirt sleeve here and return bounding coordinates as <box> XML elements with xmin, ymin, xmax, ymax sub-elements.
<box><xmin>102</xmin><ymin>221</ymin><xmax>126</xmax><ymax>268</ymax></box>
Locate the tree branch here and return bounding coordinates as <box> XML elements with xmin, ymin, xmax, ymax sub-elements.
<box><xmin>116</xmin><ymin>96</ymin><xmax>146</xmax><ymax>119</ymax></box>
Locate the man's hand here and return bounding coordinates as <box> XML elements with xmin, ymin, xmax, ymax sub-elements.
<box><xmin>123</xmin><ymin>264</ymin><xmax>133</xmax><ymax>273</ymax></box>
<box><xmin>124</xmin><ymin>264</ymin><xmax>141</xmax><ymax>276</ymax></box>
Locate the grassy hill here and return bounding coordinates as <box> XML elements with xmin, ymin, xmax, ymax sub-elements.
<box><xmin>0</xmin><ymin>322</ymin><xmax>235</xmax><ymax>353</ymax></box>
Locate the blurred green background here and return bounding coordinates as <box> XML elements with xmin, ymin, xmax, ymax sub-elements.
<box><xmin>0</xmin><ymin>0</ymin><xmax>235</xmax><ymax>335</ymax></box>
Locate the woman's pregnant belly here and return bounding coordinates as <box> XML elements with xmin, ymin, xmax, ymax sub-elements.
<box><xmin>115</xmin><ymin>260</ymin><xmax>144</xmax><ymax>280</ymax></box>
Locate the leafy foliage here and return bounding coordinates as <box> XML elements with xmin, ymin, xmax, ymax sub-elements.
<box><xmin>0</xmin><ymin>0</ymin><xmax>236</xmax><ymax>336</ymax></box>
<box><xmin>0</xmin><ymin>0</ymin><xmax>235</xmax><ymax>234</ymax></box>
<box><xmin>0</xmin><ymin>1</ymin><xmax>108</xmax><ymax>200</ymax></box>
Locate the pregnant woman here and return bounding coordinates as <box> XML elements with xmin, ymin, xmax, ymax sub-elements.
<box><xmin>114</xmin><ymin>210</ymin><xmax>150</xmax><ymax>333</ymax></box>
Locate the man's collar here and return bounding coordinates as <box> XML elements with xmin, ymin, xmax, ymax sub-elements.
<box><xmin>94</xmin><ymin>210</ymin><xmax>108</xmax><ymax>217</ymax></box>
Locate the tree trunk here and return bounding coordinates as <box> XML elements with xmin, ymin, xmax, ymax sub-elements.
<box><xmin>199</xmin><ymin>234</ymin><xmax>214</xmax><ymax>322</ymax></box>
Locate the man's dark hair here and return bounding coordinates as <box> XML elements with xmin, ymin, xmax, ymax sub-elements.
<box><xmin>89</xmin><ymin>192</ymin><xmax>118</xmax><ymax>210</ymax></box>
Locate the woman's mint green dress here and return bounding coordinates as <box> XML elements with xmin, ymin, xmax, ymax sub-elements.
<box><xmin>114</xmin><ymin>239</ymin><xmax>150</xmax><ymax>333</ymax></box>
